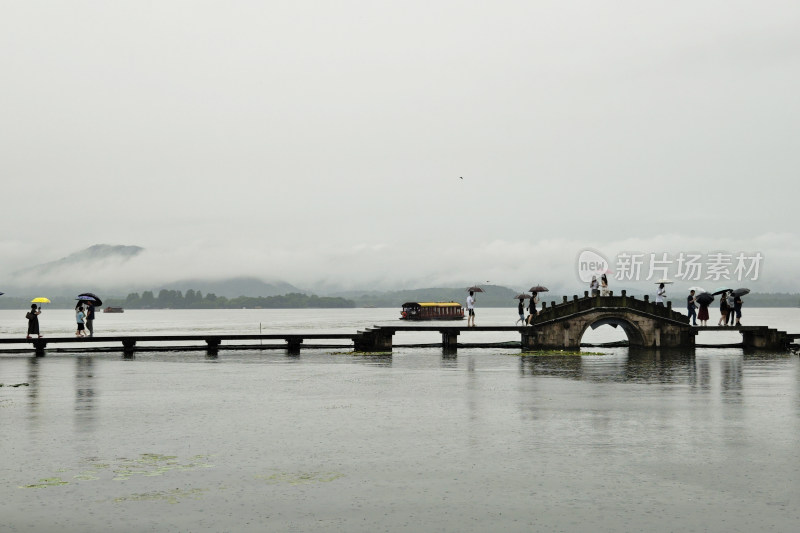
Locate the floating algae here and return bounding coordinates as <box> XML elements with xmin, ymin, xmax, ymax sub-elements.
<box><xmin>255</xmin><ymin>471</ymin><xmax>344</xmax><ymax>485</ymax></box>
<box><xmin>74</xmin><ymin>470</ymin><xmax>101</xmax><ymax>481</ymax></box>
<box><xmin>112</xmin><ymin>453</ymin><xmax>214</xmax><ymax>480</ymax></box>
<box><xmin>21</xmin><ymin>477</ymin><xmax>69</xmax><ymax>489</ymax></box>
<box><xmin>113</xmin><ymin>487</ymin><xmax>207</xmax><ymax>504</ymax></box>
<box><xmin>20</xmin><ymin>453</ymin><xmax>215</xmax><ymax>489</ymax></box>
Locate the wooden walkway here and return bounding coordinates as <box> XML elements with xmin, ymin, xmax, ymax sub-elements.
<box><xmin>0</xmin><ymin>333</ymin><xmax>359</xmax><ymax>356</ymax></box>
<box><xmin>0</xmin><ymin>324</ymin><xmax>796</xmax><ymax>357</ymax></box>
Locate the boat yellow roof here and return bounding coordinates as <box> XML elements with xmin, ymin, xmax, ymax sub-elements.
<box><xmin>403</xmin><ymin>302</ymin><xmax>462</xmax><ymax>308</ymax></box>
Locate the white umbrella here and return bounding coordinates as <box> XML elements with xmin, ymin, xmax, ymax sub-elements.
<box><xmin>654</xmin><ymin>279</ymin><xmax>674</xmax><ymax>284</ymax></box>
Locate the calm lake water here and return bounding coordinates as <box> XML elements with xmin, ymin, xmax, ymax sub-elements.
<box><xmin>1</xmin><ymin>308</ymin><xmax>799</xmax><ymax>532</ymax></box>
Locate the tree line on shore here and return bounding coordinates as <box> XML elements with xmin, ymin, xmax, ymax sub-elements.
<box><xmin>117</xmin><ymin>290</ymin><xmax>355</xmax><ymax>309</ymax></box>
<box><xmin>0</xmin><ymin>290</ymin><xmax>355</xmax><ymax>309</ymax></box>
<box><xmin>1</xmin><ymin>289</ymin><xmax>798</xmax><ymax>309</ymax></box>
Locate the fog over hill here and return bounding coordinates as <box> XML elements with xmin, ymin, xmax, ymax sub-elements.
<box><xmin>2</xmin><ymin>244</ymin><xmax>798</xmax><ymax>309</ymax></box>
<box><xmin>3</xmin><ymin>245</ymin><xmax>301</xmax><ymax>298</ymax></box>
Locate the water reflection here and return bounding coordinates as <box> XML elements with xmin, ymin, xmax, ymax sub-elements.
<box><xmin>624</xmin><ymin>349</ymin><xmax>696</xmax><ymax>384</ymax></box>
<box><xmin>440</xmin><ymin>353</ymin><xmax>458</xmax><ymax>369</ymax></box>
<box><xmin>519</xmin><ymin>353</ymin><xmax>585</xmax><ymax>379</ymax></box>
<box><xmin>720</xmin><ymin>356</ymin><xmax>743</xmax><ymax>399</ymax></box>
<box><xmin>74</xmin><ymin>356</ymin><xmax>96</xmax><ymax>432</ymax></box>
<box><xmin>350</xmin><ymin>354</ymin><xmax>392</xmax><ymax>368</ymax></box>
<box><xmin>518</xmin><ymin>349</ymin><xmax>705</xmax><ymax>384</ymax></box>
<box><xmin>691</xmin><ymin>355</ymin><xmax>712</xmax><ymax>392</ymax></box>
<box><xmin>26</xmin><ymin>357</ymin><xmax>40</xmax><ymax>427</ymax></box>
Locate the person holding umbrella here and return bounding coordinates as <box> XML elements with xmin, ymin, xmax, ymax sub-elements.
<box><xmin>727</xmin><ymin>292</ymin><xmax>736</xmax><ymax>326</ymax></box>
<box><xmin>718</xmin><ymin>292</ymin><xmax>730</xmax><ymax>326</ymax></box>
<box><xmin>526</xmin><ymin>292</ymin><xmax>540</xmax><ymax>325</ymax></box>
<box><xmin>77</xmin><ymin>293</ymin><xmax>102</xmax><ymax>337</ymax></box>
<box><xmin>85</xmin><ymin>302</ymin><xmax>96</xmax><ymax>337</ymax></box>
<box><xmin>733</xmin><ymin>292</ymin><xmax>744</xmax><ymax>326</ymax></box>
<box><xmin>466</xmin><ymin>290</ymin><xmax>476</xmax><ymax>327</ymax></box>
<box><xmin>697</xmin><ymin>296</ymin><xmax>710</xmax><ymax>326</ymax></box>
<box><xmin>655</xmin><ymin>283</ymin><xmax>667</xmax><ymax>306</ymax></box>
<box><xmin>687</xmin><ymin>290</ymin><xmax>698</xmax><ymax>326</ymax></box>
<box><xmin>26</xmin><ymin>304</ymin><xmax>42</xmax><ymax>338</ymax></box>
<box><xmin>693</xmin><ymin>291</ymin><xmax>715</xmax><ymax>326</ymax></box>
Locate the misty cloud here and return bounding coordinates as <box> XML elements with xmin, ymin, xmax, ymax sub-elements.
<box><xmin>1</xmin><ymin>1</ymin><xmax>798</xmax><ymax>295</ymax></box>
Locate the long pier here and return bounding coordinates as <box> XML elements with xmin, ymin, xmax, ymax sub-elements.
<box><xmin>0</xmin><ymin>333</ymin><xmax>358</xmax><ymax>357</ymax></box>
<box><xmin>0</xmin><ymin>323</ymin><xmax>797</xmax><ymax>356</ymax></box>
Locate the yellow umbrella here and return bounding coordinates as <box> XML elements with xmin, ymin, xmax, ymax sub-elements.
<box><xmin>31</xmin><ymin>297</ymin><xmax>51</xmax><ymax>304</ymax></box>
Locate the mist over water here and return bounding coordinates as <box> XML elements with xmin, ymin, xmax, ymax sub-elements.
<box><xmin>2</xmin><ymin>308</ymin><xmax>799</xmax><ymax>531</ymax></box>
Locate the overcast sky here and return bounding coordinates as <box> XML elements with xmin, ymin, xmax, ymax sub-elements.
<box><xmin>2</xmin><ymin>1</ymin><xmax>798</xmax><ymax>292</ymax></box>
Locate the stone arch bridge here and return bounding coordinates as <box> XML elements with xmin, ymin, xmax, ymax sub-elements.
<box><xmin>521</xmin><ymin>291</ymin><xmax>789</xmax><ymax>351</ymax></box>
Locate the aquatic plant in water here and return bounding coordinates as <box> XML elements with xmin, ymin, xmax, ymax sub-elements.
<box><xmin>255</xmin><ymin>471</ymin><xmax>344</xmax><ymax>485</ymax></box>
<box><xmin>112</xmin><ymin>453</ymin><xmax>214</xmax><ymax>480</ymax></box>
<box><xmin>19</xmin><ymin>453</ymin><xmax>215</xmax><ymax>489</ymax></box>
<box><xmin>113</xmin><ymin>487</ymin><xmax>207</xmax><ymax>504</ymax></box>
<box><xmin>21</xmin><ymin>477</ymin><xmax>69</xmax><ymax>489</ymax></box>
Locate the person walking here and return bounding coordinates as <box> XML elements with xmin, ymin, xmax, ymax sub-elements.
<box><xmin>526</xmin><ymin>292</ymin><xmax>539</xmax><ymax>325</ymax></box>
<box><xmin>600</xmin><ymin>274</ymin><xmax>610</xmax><ymax>296</ymax></box>
<box><xmin>697</xmin><ymin>299</ymin><xmax>709</xmax><ymax>326</ymax></box>
<box><xmin>76</xmin><ymin>306</ymin><xmax>87</xmax><ymax>337</ymax></box>
<box><xmin>590</xmin><ymin>276</ymin><xmax>600</xmax><ymax>297</ymax></box>
<box><xmin>85</xmin><ymin>302</ymin><xmax>95</xmax><ymax>337</ymax></box>
<box><xmin>718</xmin><ymin>293</ymin><xmax>729</xmax><ymax>326</ymax></box>
<box><xmin>516</xmin><ymin>298</ymin><xmax>525</xmax><ymax>325</ymax></box>
<box><xmin>733</xmin><ymin>293</ymin><xmax>743</xmax><ymax>326</ymax></box>
<box><xmin>687</xmin><ymin>290</ymin><xmax>698</xmax><ymax>326</ymax></box>
<box><xmin>655</xmin><ymin>283</ymin><xmax>666</xmax><ymax>306</ymax></box>
<box><xmin>727</xmin><ymin>292</ymin><xmax>736</xmax><ymax>325</ymax></box>
<box><xmin>466</xmin><ymin>291</ymin><xmax>476</xmax><ymax>327</ymax></box>
<box><xmin>26</xmin><ymin>304</ymin><xmax>42</xmax><ymax>338</ymax></box>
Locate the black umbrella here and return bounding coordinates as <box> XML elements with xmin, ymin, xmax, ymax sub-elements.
<box><xmin>711</xmin><ymin>286</ymin><xmax>732</xmax><ymax>296</ymax></box>
<box><xmin>529</xmin><ymin>285</ymin><xmax>549</xmax><ymax>293</ymax></box>
<box><xmin>514</xmin><ymin>294</ymin><xmax>531</xmax><ymax>300</ymax></box>
<box><xmin>78</xmin><ymin>292</ymin><xmax>103</xmax><ymax>306</ymax></box>
<box><xmin>467</xmin><ymin>286</ymin><xmax>484</xmax><ymax>293</ymax></box>
<box><xmin>695</xmin><ymin>292</ymin><xmax>715</xmax><ymax>305</ymax></box>
<box><xmin>732</xmin><ymin>288</ymin><xmax>750</xmax><ymax>297</ymax></box>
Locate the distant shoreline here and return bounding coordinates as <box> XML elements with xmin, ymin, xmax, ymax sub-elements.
<box><xmin>1</xmin><ymin>289</ymin><xmax>797</xmax><ymax>310</ymax></box>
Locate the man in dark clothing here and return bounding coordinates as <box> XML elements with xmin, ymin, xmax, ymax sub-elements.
<box><xmin>687</xmin><ymin>290</ymin><xmax>697</xmax><ymax>326</ymax></box>
<box><xmin>733</xmin><ymin>294</ymin><xmax>743</xmax><ymax>326</ymax></box>
<box><xmin>86</xmin><ymin>303</ymin><xmax>95</xmax><ymax>337</ymax></box>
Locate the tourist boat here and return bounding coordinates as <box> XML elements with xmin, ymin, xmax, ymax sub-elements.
<box><xmin>400</xmin><ymin>302</ymin><xmax>464</xmax><ymax>320</ymax></box>
<box><xmin>103</xmin><ymin>306</ymin><xmax>124</xmax><ymax>313</ymax></box>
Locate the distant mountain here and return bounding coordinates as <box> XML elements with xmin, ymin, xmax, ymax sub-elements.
<box><xmin>163</xmin><ymin>277</ymin><xmax>304</xmax><ymax>298</ymax></box>
<box><xmin>5</xmin><ymin>245</ymin><xmax>302</xmax><ymax>300</ymax></box>
<box><xmin>14</xmin><ymin>244</ymin><xmax>143</xmax><ymax>277</ymax></box>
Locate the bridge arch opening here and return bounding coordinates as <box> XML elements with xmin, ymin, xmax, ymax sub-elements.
<box><xmin>579</xmin><ymin>316</ymin><xmax>646</xmax><ymax>347</ymax></box>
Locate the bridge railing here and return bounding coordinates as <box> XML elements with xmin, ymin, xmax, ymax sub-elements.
<box><xmin>537</xmin><ymin>291</ymin><xmax>688</xmax><ymax>324</ymax></box>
